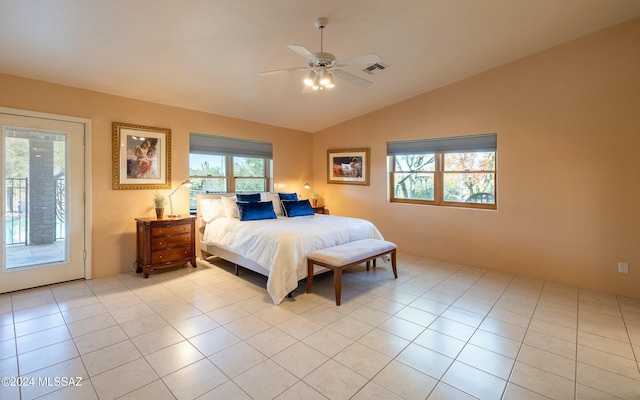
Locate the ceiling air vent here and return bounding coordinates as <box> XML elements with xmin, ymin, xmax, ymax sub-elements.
<box><xmin>362</xmin><ymin>62</ymin><xmax>388</xmax><ymax>75</ymax></box>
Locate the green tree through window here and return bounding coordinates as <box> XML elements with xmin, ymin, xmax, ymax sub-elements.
<box><xmin>388</xmin><ymin>134</ymin><xmax>497</xmax><ymax>209</ymax></box>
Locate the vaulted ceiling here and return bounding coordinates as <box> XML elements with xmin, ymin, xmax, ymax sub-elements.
<box><xmin>1</xmin><ymin>1</ymin><xmax>639</xmax><ymax>132</ymax></box>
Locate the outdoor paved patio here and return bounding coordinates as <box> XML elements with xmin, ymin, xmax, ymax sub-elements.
<box><xmin>4</xmin><ymin>240</ymin><xmax>66</xmax><ymax>269</ymax></box>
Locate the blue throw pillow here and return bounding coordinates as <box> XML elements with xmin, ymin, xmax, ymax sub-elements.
<box><xmin>281</xmin><ymin>199</ymin><xmax>315</xmax><ymax>217</ymax></box>
<box><xmin>278</xmin><ymin>192</ymin><xmax>298</xmax><ymax>202</ymax></box>
<box><xmin>236</xmin><ymin>193</ymin><xmax>261</xmax><ymax>202</ymax></box>
<box><xmin>236</xmin><ymin>201</ymin><xmax>277</xmax><ymax>221</ymax></box>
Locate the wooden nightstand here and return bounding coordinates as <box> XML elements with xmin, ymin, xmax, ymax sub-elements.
<box><xmin>135</xmin><ymin>216</ymin><xmax>196</xmax><ymax>278</ymax></box>
<box><xmin>312</xmin><ymin>205</ymin><xmax>325</xmax><ymax>214</ymax></box>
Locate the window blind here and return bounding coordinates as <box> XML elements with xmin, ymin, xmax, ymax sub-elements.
<box><xmin>190</xmin><ymin>133</ymin><xmax>273</xmax><ymax>159</ymax></box>
<box><xmin>387</xmin><ymin>133</ymin><xmax>496</xmax><ymax>155</ymax></box>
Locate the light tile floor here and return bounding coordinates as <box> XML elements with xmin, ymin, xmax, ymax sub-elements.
<box><xmin>1</xmin><ymin>254</ymin><xmax>639</xmax><ymax>400</ymax></box>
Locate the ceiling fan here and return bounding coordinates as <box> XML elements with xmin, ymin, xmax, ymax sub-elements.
<box><xmin>259</xmin><ymin>18</ymin><xmax>383</xmax><ymax>91</ymax></box>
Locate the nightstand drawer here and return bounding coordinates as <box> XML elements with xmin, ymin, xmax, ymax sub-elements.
<box><xmin>151</xmin><ymin>223</ymin><xmax>191</xmax><ymax>237</ymax></box>
<box><xmin>151</xmin><ymin>233</ymin><xmax>191</xmax><ymax>249</ymax></box>
<box><xmin>151</xmin><ymin>246</ymin><xmax>193</xmax><ymax>264</ymax></box>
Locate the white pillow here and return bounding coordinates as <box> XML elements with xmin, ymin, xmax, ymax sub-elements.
<box><xmin>200</xmin><ymin>198</ymin><xmax>225</xmax><ymax>223</ymax></box>
<box><xmin>221</xmin><ymin>195</ymin><xmax>239</xmax><ymax>218</ymax></box>
<box><xmin>262</xmin><ymin>192</ymin><xmax>283</xmax><ymax>215</ymax></box>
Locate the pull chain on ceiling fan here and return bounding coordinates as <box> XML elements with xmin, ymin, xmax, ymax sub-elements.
<box><xmin>259</xmin><ymin>18</ymin><xmax>383</xmax><ymax>92</ymax></box>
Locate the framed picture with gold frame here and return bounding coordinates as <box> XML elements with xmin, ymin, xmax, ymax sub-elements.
<box><xmin>327</xmin><ymin>148</ymin><xmax>370</xmax><ymax>185</ymax></box>
<box><xmin>112</xmin><ymin>122</ymin><xmax>171</xmax><ymax>190</ymax></box>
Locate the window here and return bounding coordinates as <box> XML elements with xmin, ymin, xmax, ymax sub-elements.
<box><xmin>189</xmin><ymin>133</ymin><xmax>273</xmax><ymax>210</ymax></box>
<box><xmin>388</xmin><ymin>133</ymin><xmax>496</xmax><ymax>209</ymax></box>
<box><xmin>233</xmin><ymin>156</ymin><xmax>268</xmax><ymax>192</ymax></box>
<box><xmin>189</xmin><ymin>153</ymin><xmax>227</xmax><ymax>195</ymax></box>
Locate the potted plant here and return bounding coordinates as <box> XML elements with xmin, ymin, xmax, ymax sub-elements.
<box><xmin>310</xmin><ymin>192</ymin><xmax>319</xmax><ymax>207</ymax></box>
<box><xmin>153</xmin><ymin>191</ymin><xmax>167</xmax><ymax>219</ymax></box>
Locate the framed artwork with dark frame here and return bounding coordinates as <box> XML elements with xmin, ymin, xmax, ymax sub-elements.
<box><xmin>327</xmin><ymin>148</ymin><xmax>370</xmax><ymax>185</ymax></box>
<box><xmin>112</xmin><ymin>122</ymin><xmax>171</xmax><ymax>190</ymax></box>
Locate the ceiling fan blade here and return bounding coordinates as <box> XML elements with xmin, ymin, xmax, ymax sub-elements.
<box><xmin>335</xmin><ymin>53</ymin><xmax>382</xmax><ymax>67</ymax></box>
<box><xmin>259</xmin><ymin>66</ymin><xmax>309</xmax><ymax>76</ymax></box>
<box><xmin>287</xmin><ymin>45</ymin><xmax>319</xmax><ymax>64</ymax></box>
<box><xmin>333</xmin><ymin>69</ymin><xmax>373</xmax><ymax>88</ymax></box>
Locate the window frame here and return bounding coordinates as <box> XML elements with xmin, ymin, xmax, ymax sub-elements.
<box><xmin>228</xmin><ymin>155</ymin><xmax>272</xmax><ymax>193</ymax></box>
<box><xmin>388</xmin><ymin>134</ymin><xmax>497</xmax><ymax>210</ymax></box>
<box><xmin>189</xmin><ymin>155</ymin><xmax>272</xmax><ymax>194</ymax></box>
<box><xmin>389</xmin><ymin>154</ymin><xmax>437</xmax><ymax>205</ymax></box>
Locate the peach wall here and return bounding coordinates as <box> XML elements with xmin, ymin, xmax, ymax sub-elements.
<box><xmin>312</xmin><ymin>19</ymin><xmax>640</xmax><ymax>298</ymax></box>
<box><xmin>0</xmin><ymin>74</ymin><xmax>312</xmax><ymax>277</ymax></box>
<box><xmin>1</xmin><ymin>18</ymin><xmax>637</xmax><ymax>298</ymax></box>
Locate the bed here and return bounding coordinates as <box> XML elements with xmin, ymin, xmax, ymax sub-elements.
<box><xmin>196</xmin><ymin>193</ymin><xmax>384</xmax><ymax>304</ymax></box>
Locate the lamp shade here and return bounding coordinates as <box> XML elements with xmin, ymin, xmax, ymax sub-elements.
<box><xmin>311</xmin><ymin>72</ymin><xmax>321</xmax><ymax>90</ymax></box>
<box><xmin>324</xmin><ymin>71</ymin><xmax>335</xmax><ymax>88</ymax></box>
<box><xmin>318</xmin><ymin>68</ymin><xmax>330</xmax><ymax>86</ymax></box>
<box><xmin>304</xmin><ymin>70</ymin><xmax>316</xmax><ymax>86</ymax></box>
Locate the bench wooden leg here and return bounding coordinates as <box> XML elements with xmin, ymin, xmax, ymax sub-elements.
<box><xmin>365</xmin><ymin>258</ymin><xmax>379</xmax><ymax>272</ymax></box>
<box><xmin>334</xmin><ymin>267</ymin><xmax>343</xmax><ymax>306</ymax></box>
<box><xmin>306</xmin><ymin>260</ymin><xmax>314</xmax><ymax>293</ymax></box>
<box><xmin>391</xmin><ymin>249</ymin><xmax>398</xmax><ymax>278</ymax></box>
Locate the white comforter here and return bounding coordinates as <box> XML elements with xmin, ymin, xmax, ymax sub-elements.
<box><xmin>202</xmin><ymin>214</ymin><xmax>384</xmax><ymax>304</ymax></box>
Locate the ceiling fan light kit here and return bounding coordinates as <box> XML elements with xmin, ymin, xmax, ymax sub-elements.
<box><xmin>303</xmin><ymin>66</ymin><xmax>336</xmax><ymax>90</ymax></box>
<box><xmin>260</xmin><ymin>17</ymin><xmax>384</xmax><ymax>92</ymax></box>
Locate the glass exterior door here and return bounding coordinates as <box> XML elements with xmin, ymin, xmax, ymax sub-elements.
<box><xmin>1</xmin><ymin>112</ymin><xmax>85</xmax><ymax>293</ymax></box>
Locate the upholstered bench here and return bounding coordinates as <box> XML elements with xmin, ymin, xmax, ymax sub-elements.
<box><xmin>306</xmin><ymin>239</ymin><xmax>398</xmax><ymax>306</ymax></box>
